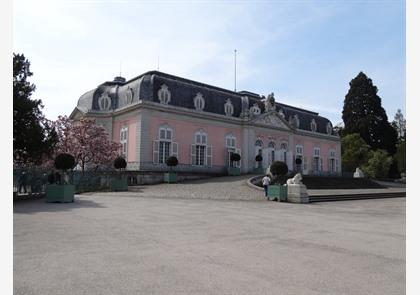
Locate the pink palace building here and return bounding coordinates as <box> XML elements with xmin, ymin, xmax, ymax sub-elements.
<box><xmin>70</xmin><ymin>71</ymin><xmax>341</xmax><ymax>175</ymax></box>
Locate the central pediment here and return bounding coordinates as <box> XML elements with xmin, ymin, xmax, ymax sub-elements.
<box><xmin>250</xmin><ymin>111</ymin><xmax>292</xmax><ymax>130</ymax></box>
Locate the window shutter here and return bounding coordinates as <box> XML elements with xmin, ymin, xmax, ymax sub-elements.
<box><xmin>153</xmin><ymin>140</ymin><xmax>159</xmax><ymax>164</ymax></box>
<box><xmin>191</xmin><ymin>144</ymin><xmax>196</xmax><ymax>165</ymax></box>
<box><xmin>206</xmin><ymin>145</ymin><xmax>212</xmax><ymax>167</ymax></box>
<box><xmin>172</xmin><ymin>142</ymin><xmax>178</xmax><ymax>157</ymax></box>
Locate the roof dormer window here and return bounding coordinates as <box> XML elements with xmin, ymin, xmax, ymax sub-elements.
<box><xmin>98</xmin><ymin>92</ymin><xmax>111</xmax><ymax>110</ymax></box>
<box><xmin>310</xmin><ymin>119</ymin><xmax>317</xmax><ymax>132</ymax></box>
<box><xmin>250</xmin><ymin>103</ymin><xmax>261</xmax><ymax>115</ymax></box>
<box><xmin>224</xmin><ymin>99</ymin><xmax>234</xmax><ymax>116</ymax></box>
<box><xmin>278</xmin><ymin>108</ymin><xmax>285</xmax><ymax>118</ymax></box>
<box><xmin>158</xmin><ymin>84</ymin><xmax>171</xmax><ymax>105</ymax></box>
<box><xmin>326</xmin><ymin>122</ymin><xmax>333</xmax><ymax>135</ymax></box>
<box><xmin>193</xmin><ymin>92</ymin><xmax>205</xmax><ymax>111</ymax></box>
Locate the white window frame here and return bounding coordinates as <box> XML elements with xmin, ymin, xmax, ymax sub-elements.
<box><xmin>226</xmin><ymin>134</ymin><xmax>236</xmax><ymax>149</ymax></box>
<box><xmin>296</xmin><ymin>145</ymin><xmax>303</xmax><ymax>156</ymax></box>
<box><xmin>120</xmin><ymin>126</ymin><xmax>128</xmax><ymax>159</ymax></box>
<box><xmin>153</xmin><ymin>125</ymin><xmax>178</xmax><ymax>164</ymax></box>
<box><xmin>191</xmin><ymin>130</ymin><xmax>211</xmax><ymax>166</ymax></box>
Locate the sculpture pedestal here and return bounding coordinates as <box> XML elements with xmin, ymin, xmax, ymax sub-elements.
<box><xmin>353</xmin><ymin>168</ymin><xmax>365</xmax><ymax>178</ymax></box>
<box><xmin>287</xmin><ymin>184</ymin><xmax>309</xmax><ymax>204</ymax></box>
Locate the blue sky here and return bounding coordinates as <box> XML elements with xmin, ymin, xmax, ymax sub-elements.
<box><xmin>13</xmin><ymin>0</ymin><xmax>405</xmax><ymax>125</ymax></box>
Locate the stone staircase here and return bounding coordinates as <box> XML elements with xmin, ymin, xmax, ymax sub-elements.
<box><xmin>308</xmin><ymin>190</ymin><xmax>406</xmax><ymax>203</ymax></box>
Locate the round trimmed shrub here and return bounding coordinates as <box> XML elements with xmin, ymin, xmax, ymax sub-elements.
<box><xmin>114</xmin><ymin>156</ymin><xmax>127</xmax><ymax>170</ymax></box>
<box><xmin>54</xmin><ymin>153</ymin><xmax>75</xmax><ymax>171</ymax></box>
<box><xmin>270</xmin><ymin>161</ymin><xmax>288</xmax><ymax>184</ymax></box>
<box><xmin>295</xmin><ymin>158</ymin><xmax>302</xmax><ymax>165</ymax></box>
<box><xmin>230</xmin><ymin>153</ymin><xmax>241</xmax><ymax>162</ymax></box>
<box><xmin>255</xmin><ymin>154</ymin><xmax>263</xmax><ymax>162</ymax></box>
<box><xmin>166</xmin><ymin>156</ymin><xmax>179</xmax><ymax>167</ymax></box>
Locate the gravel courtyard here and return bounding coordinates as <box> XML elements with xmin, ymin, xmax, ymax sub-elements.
<box><xmin>14</xmin><ymin>177</ymin><xmax>405</xmax><ymax>295</ymax></box>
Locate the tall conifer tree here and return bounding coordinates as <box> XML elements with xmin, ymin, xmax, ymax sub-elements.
<box><xmin>13</xmin><ymin>53</ymin><xmax>57</xmax><ymax>165</ymax></box>
<box><xmin>341</xmin><ymin>72</ymin><xmax>397</xmax><ymax>154</ymax></box>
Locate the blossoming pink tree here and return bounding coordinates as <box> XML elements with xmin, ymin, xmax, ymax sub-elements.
<box><xmin>44</xmin><ymin>116</ymin><xmax>121</xmax><ymax>171</ymax></box>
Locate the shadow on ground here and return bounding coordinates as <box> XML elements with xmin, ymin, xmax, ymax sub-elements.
<box><xmin>13</xmin><ymin>196</ymin><xmax>106</xmax><ymax>214</ymax></box>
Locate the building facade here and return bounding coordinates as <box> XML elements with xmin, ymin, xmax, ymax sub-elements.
<box><xmin>70</xmin><ymin>71</ymin><xmax>341</xmax><ymax>175</ymax></box>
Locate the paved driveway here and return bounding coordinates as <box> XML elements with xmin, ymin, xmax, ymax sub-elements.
<box><xmin>14</xmin><ymin>177</ymin><xmax>405</xmax><ymax>295</ymax></box>
<box><xmin>97</xmin><ymin>175</ymin><xmax>266</xmax><ymax>201</ymax></box>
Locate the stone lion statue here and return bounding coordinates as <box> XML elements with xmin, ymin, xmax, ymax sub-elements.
<box><xmin>286</xmin><ymin>173</ymin><xmax>303</xmax><ymax>185</ymax></box>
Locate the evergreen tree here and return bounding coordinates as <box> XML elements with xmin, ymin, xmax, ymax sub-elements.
<box><xmin>342</xmin><ymin>72</ymin><xmax>398</xmax><ymax>154</ymax></box>
<box><xmin>391</xmin><ymin>109</ymin><xmax>406</xmax><ymax>142</ymax></box>
<box><xmin>13</xmin><ymin>53</ymin><xmax>57</xmax><ymax>166</ymax></box>
<box><xmin>341</xmin><ymin>133</ymin><xmax>371</xmax><ymax>173</ymax></box>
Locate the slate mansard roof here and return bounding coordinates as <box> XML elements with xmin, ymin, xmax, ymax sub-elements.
<box><xmin>75</xmin><ymin>71</ymin><xmax>334</xmax><ymax>135</ymax></box>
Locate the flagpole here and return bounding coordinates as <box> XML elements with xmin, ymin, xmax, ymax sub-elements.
<box><xmin>234</xmin><ymin>49</ymin><xmax>237</xmax><ymax>92</ymax></box>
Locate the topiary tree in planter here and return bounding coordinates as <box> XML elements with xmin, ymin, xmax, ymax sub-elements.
<box><xmin>46</xmin><ymin>153</ymin><xmax>75</xmax><ymax>203</ymax></box>
<box><xmin>54</xmin><ymin>153</ymin><xmax>76</xmax><ymax>184</ymax></box>
<box><xmin>295</xmin><ymin>157</ymin><xmax>302</xmax><ymax>172</ymax></box>
<box><xmin>111</xmin><ymin>156</ymin><xmax>128</xmax><ymax>191</ymax></box>
<box><xmin>114</xmin><ymin>156</ymin><xmax>127</xmax><ymax>175</ymax></box>
<box><xmin>228</xmin><ymin>153</ymin><xmax>241</xmax><ymax>176</ymax></box>
<box><xmin>165</xmin><ymin>156</ymin><xmax>178</xmax><ymax>183</ymax></box>
<box><xmin>268</xmin><ymin>161</ymin><xmax>289</xmax><ymax>201</ymax></box>
<box><xmin>254</xmin><ymin>154</ymin><xmax>263</xmax><ymax>174</ymax></box>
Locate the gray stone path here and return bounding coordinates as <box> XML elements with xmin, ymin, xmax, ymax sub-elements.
<box><xmin>90</xmin><ymin>175</ymin><xmax>267</xmax><ymax>201</ymax></box>
<box><xmin>14</xmin><ymin>184</ymin><xmax>405</xmax><ymax>295</ymax></box>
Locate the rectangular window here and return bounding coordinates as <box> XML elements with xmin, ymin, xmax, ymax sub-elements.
<box><xmin>195</xmin><ymin>145</ymin><xmax>206</xmax><ymax>166</ymax></box>
<box><xmin>120</xmin><ymin>127</ymin><xmax>128</xmax><ymax>158</ymax></box>
<box><xmin>159</xmin><ymin>141</ymin><xmax>171</xmax><ymax>164</ymax></box>
<box><xmin>296</xmin><ymin>145</ymin><xmax>303</xmax><ymax>155</ymax></box>
<box><xmin>314</xmin><ymin>147</ymin><xmax>320</xmax><ymax>157</ymax></box>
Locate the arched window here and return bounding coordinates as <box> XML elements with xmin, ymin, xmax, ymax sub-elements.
<box><xmin>224</xmin><ymin>99</ymin><xmax>234</xmax><ymax>116</ymax></box>
<box><xmin>98</xmin><ymin>93</ymin><xmax>111</xmax><ymax>110</ymax></box>
<box><xmin>191</xmin><ymin>129</ymin><xmax>211</xmax><ymax>166</ymax></box>
<box><xmin>310</xmin><ymin>119</ymin><xmax>317</xmax><ymax>132</ymax></box>
<box><xmin>153</xmin><ymin>125</ymin><xmax>178</xmax><ymax>164</ymax></box>
<box><xmin>226</xmin><ymin>134</ymin><xmax>236</xmax><ymax>148</ymax></box>
<box><xmin>158</xmin><ymin>84</ymin><xmax>171</xmax><ymax>105</ymax></box>
<box><xmin>280</xmin><ymin>142</ymin><xmax>287</xmax><ymax>150</ymax></box>
<box><xmin>255</xmin><ymin>139</ymin><xmax>263</xmax><ymax>147</ymax></box>
<box><xmin>193</xmin><ymin>93</ymin><xmax>205</xmax><ymax>111</ymax></box>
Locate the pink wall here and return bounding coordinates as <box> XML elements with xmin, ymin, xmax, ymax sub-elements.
<box><xmin>149</xmin><ymin>117</ymin><xmax>241</xmax><ymax>166</ymax></box>
<box><xmin>293</xmin><ymin>135</ymin><xmax>340</xmax><ymax>172</ymax></box>
<box><xmin>112</xmin><ymin>116</ymin><xmax>138</xmax><ymax>162</ymax></box>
